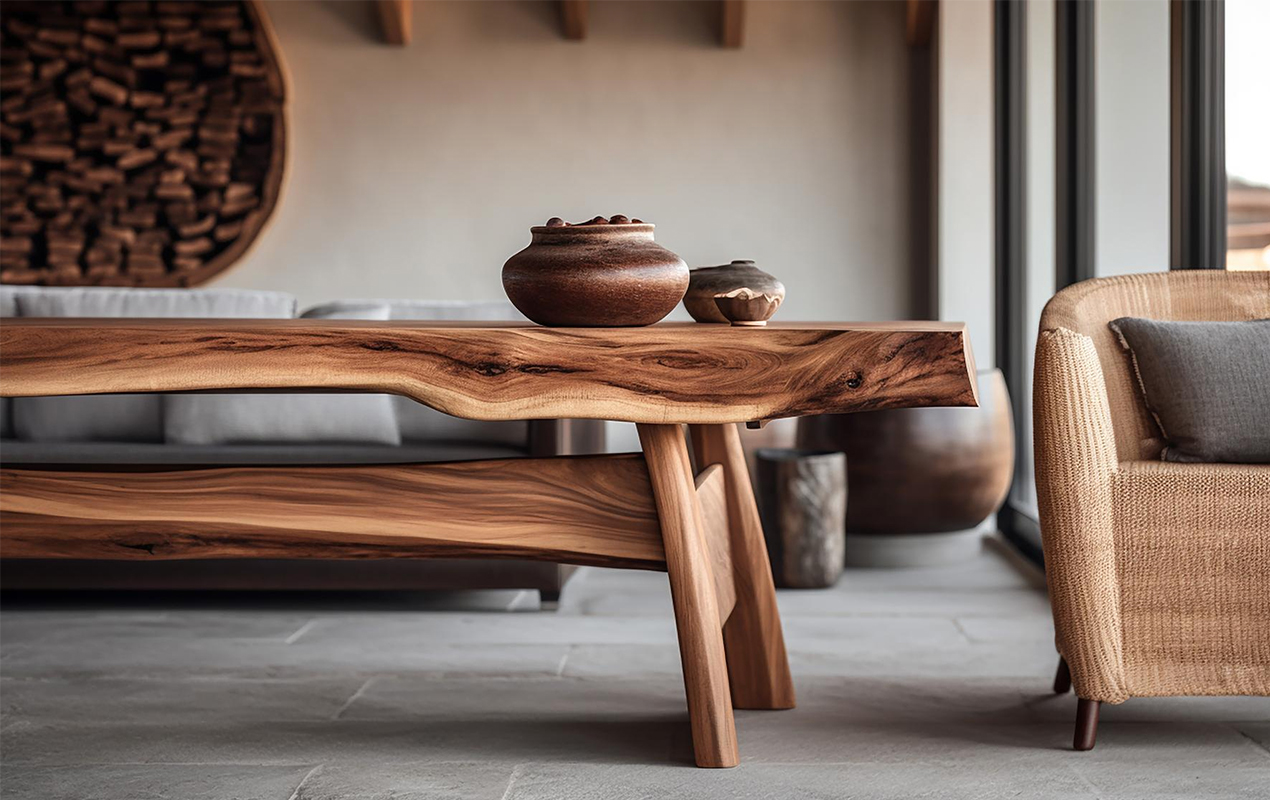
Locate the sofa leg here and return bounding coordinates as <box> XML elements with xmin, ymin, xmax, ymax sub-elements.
<box><xmin>1073</xmin><ymin>698</ymin><xmax>1100</xmax><ymax>751</ymax></box>
<box><xmin>539</xmin><ymin>589</ymin><xmax>561</xmax><ymax>610</ymax></box>
<box><xmin>1053</xmin><ymin>657</ymin><xmax>1071</xmax><ymax>694</ymax></box>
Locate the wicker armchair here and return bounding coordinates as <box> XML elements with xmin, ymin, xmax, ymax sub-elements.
<box><xmin>1033</xmin><ymin>271</ymin><xmax>1270</xmax><ymax>750</ymax></box>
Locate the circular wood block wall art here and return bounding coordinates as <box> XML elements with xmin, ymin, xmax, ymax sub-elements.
<box><xmin>0</xmin><ymin>0</ymin><xmax>286</xmax><ymax>287</ymax></box>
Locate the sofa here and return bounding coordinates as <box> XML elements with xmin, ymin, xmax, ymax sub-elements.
<box><xmin>0</xmin><ymin>286</ymin><xmax>604</xmax><ymax>599</ymax></box>
<box><xmin>1033</xmin><ymin>270</ymin><xmax>1270</xmax><ymax>750</ymax></box>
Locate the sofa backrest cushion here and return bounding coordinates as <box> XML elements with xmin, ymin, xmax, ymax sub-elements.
<box><xmin>300</xmin><ymin>299</ymin><xmax>529</xmax><ymax>448</ymax></box>
<box><xmin>7</xmin><ymin>287</ymin><xmax>296</xmax><ymax>443</ymax></box>
<box><xmin>163</xmin><ymin>303</ymin><xmax>401</xmax><ymax>446</ymax></box>
<box><xmin>1038</xmin><ymin>271</ymin><xmax>1270</xmax><ymax>461</ymax></box>
<box><xmin>1108</xmin><ymin>317</ymin><xmax>1270</xmax><ymax>463</ymax></box>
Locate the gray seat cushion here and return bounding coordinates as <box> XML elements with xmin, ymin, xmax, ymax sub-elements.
<box><xmin>163</xmin><ymin>304</ymin><xmax>401</xmax><ymax>446</ymax></box>
<box><xmin>9</xmin><ymin>288</ymin><xmax>296</xmax><ymax>443</ymax></box>
<box><xmin>300</xmin><ymin>299</ymin><xmax>529</xmax><ymax>447</ymax></box>
<box><xmin>1109</xmin><ymin>317</ymin><xmax>1270</xmax><ymax>463</ymax></box>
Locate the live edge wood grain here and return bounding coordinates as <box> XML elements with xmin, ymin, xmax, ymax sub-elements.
<box><xmin>0</xmin><ymin>455</ymin><xmax>667</xmax><ymax>569</ymax></box>
<box><xmin>0</xmin><ymin>320</ymin><xmax>978</xmax><ymax>425</ymax></box>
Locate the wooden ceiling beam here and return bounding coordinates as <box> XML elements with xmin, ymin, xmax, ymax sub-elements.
<box><xmin>560</xmin><ymin>0</ymin><xmax>587</xmax><ymax>41</ymax></box>
<box><xmin>376</xmin><ymin>0</ymin><xmax>412</xmax><ymax>46</ymax></box>
<box><xmin>721</xmin><ymin>0</ymin><xmax>745</xmax><ymax>48</ymax></box>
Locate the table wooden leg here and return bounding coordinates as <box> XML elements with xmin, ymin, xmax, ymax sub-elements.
<box><xmin>637</xmin><ymin>423</ymin><xmax>740</xmax><ymax>769</ymax></box>
<box><xmin>689</xmin><ymin>423</ymin><xmax>796</xmax><ymax>710</ymax></box>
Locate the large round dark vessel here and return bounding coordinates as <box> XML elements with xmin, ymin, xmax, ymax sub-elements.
<box><xmin>796</xmin><ymin>369</ymin><xmax>1014</xmax><ymax>566</ymax></box>
<box><xmin>502</xmin><ymin>217</ymin><xmax>689</xmax><ymax>327</ymax></box>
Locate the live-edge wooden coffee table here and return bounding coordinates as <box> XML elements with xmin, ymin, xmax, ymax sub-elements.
<box><xmin>0</xmin><ymin>319</ymin><xmax>976</xmax><ymax>768</ymax></box>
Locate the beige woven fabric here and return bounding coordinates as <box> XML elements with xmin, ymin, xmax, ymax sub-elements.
<box><xmin>1034</xmin><ymin>271</ymin><xmax>1270</xmax><ymax>704</ymax></box>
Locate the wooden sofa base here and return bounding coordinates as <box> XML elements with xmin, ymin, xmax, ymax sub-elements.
<box><xmin>0</xmin><ymin>423</ymin><xmax>795</xmax><ymax>768</ymax></box>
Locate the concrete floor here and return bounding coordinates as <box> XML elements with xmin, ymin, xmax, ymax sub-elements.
<box><xmin>1</xmin><ymin>538</ymin><xmax>1267</xmax><ymax>799</ymax></box>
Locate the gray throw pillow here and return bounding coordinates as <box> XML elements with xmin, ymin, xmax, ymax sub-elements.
<box><xmin>1108</xmin><ymin>317</ymin><xmax>1270</xmax><ymax>463</ymax></box>
<box><xmin>163</xmin><ymin>304</ymin><xmax>401</xmax><ymax>446</ymax></box>
<box><xmin>11</xmin><ymin>288</ymin><xmax>297</xmax><ymax>443</ymax></box>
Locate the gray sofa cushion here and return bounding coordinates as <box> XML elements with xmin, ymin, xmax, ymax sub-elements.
<box><xmin>163</xmin><ymin>304</ymin><xmax>401</xmax><ymax>446</ymax></box>
<box><xmin>15</xmin><ymin>287</ymin><xmax>297</xmax><ymax>319</ymax></box>
<box><xmin>301</xmin><ymin>299</ymin><xmax>529</xmax><ymax>447</ymax></box>
<box><xmin>10</xmin><ymin>288</ymin><xmax>296</xmax><ymax>443</ymax></box>
<box><xmin>1108</xmin><ymin>317</ymin><xmax>1270</xmax><ymax>463</ymax></box>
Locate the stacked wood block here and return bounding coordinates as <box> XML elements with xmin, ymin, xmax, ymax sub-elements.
<box><xmin>0</xmin><ymin>0</ymin><xmax>284</xmax><ymax>287</ymax></box>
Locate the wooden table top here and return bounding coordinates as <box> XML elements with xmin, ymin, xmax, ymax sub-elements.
<box><xmin>0</xmin><ymin>319</ymin><xmax>977</xmax><ymax>424</ymax></box>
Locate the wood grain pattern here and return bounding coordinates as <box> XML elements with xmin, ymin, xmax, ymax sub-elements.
<box><xmin>721</xmin><ymin>0</ymin><xmax>745</xmax><ymax>48</ymax></box>
<box><xmin>695</xmin><ymin>463</ymin><xmax>737</xmax><ymax>623</ymax></box>
<box><xmin>376</xmin><ymin>0</ymin><xmax>412</xmax><ymax>45</ymax></box>
<box><xmin>690</xmin><ymin>423</ymin><xmax>796</xmax><ymax>710</ymax></box>
<box><xmin>0</xmin><ymin>455</ymin><xmax>665</xmax><ymax>569</ymax></box>
<box><xmin>638</xmin><ymin>423</ymin><xmax>738</xmax><ymax>769</ymax></box>
<box><xmin>559</xmin><ymin>0</ymin><xmax>587</xmax><ymax>40</ymax></box>
<box><xmin>0</xmin><ymin>320</ymin><xmax>978</xmax><ymax>425</ymax></box>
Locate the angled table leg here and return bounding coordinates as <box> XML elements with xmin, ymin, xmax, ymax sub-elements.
<box><xmin>689</xmin><ymin>423</ymin><xmax>796</xmax><ymax>710</ymax></box>
<box><xmin>637</xmin><ymin>423</ymin><xmax>739</xmax><ymax>769</ymax></box>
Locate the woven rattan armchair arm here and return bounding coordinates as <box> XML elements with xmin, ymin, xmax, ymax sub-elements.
<box><xmin>1033</xmin><ymin>327</ymin><xmax>1129</xmax><ymax>703</ymax></box>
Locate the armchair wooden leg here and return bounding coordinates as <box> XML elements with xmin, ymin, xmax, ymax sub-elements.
<box><xmin>638</xmin><ymin>423</ymin><xmax>739</xmax><ymax>769</ymax></box>
<box><xmin>1073</xmin><ymin>698</ymin><xmax>1100</xmax><ymax>751</ymax></box>
<box><xmin>1053</xmin><ymin>656</ymin><xmax>1071</xmax><ymax>694</ymax></box>
<box><xmin>689</xmin><ymin>423</ymin><xmax>796</xmax><ymax>711</ymax></box>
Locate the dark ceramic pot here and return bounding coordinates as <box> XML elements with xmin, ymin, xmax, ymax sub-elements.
<box><xmin>502</xmin><ymin>219</ymin><xmax>689</xmax><ymax>327</ymax></box>
<box><xmin>796</xmin><ymin>369</ymin><xmax>1013</xmax><ymax>535</ymax></box>
<box><xmin>795</xmin><ymin>369</ymin><xmax>1014</xmax><ymax>567</ymax></box>
<box><xmin>684</xmin><ymin>260</ymin><xmax>785</xmax><ymax>326</ymax></box>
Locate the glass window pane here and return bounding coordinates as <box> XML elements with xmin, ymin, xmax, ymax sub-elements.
<box><xmin>1226</xmin><ymin>0</ymin><xmax>1270</xmax><ymax>271</ymax></box>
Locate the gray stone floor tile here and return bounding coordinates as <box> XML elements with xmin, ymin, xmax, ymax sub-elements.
<box><xmin>0</xmin><ymin>764</ymin><xmax>314</xmax><ymax>800</ymax></box>
<box><xmin>1</xmin><ymin>536</ymin><xmax>1264</xmax><ymax>798</ymax></box>
<box><xmin>563</xmin><ymin>639</ymin><xmax>1060</xmax><ymax>680</ymax></box>
<box><xmin>0</xmin><ymin>610</ymin><xmax>311</xmax><ymax>646</ymax></box>
<box><xmin>294</xmin><ymin>612</ymin><xmax>678</xmax><ymax>648</ymax></box>
<box><xmin>954</xmin><ymin>614</ymin><xmax>1057</xmax><ymax>643</ymax></box>
<box><xmin>502</xmin><ymin>759</ymin><xmax>1096</xmax><ymax>800</ymax></box>
<box><xmin>292</xmin><ymin>762</ymin><xmax>514</xmax><ymax>800</ymax></box>
<box><xmin>1</xmin><ymin>719</ymin><xmax>680</xmax><ymax>767</ymax></box>
<box><xmin>1072</xmin><ymin>757</ymin><xmax>1270</xmax><ymax>799</ymax></box>
<box><xmin>737</xmin><ymin>718</ymin><xmax>1262</xmax><ymax>764</ymax></box>
<box><xmin>0</xmin><ymin>637</ymin><xmax>570</xmax><ymax>680</ymax></box>
<box><xmin>561</xmin><ymin>644</ymin><xmax>684</xmax><ymax>678</ymax></box>
<box><xmin>1029</xmin><ymin>693</ymin><xmax>1270</xmax><ymax>724</ymax></box>
<box><xmin>782</xmin><ymin>587</ymin><xmax>1053</xmax><ymax>619</ymax></box>
<box><xmin>337</xmin><ymin>676</ymin><xmax>686</xmax><ymax>721</ymax></box>
<box><xmin>1236</xmin><ymin>723</ymin><xmax>1270</xmax><ymax>753</ymax></box>
<box><xmin>781</xmin><ymin>615</ymin><xmax>969</xmax><ymax>652</ymax></box>
<box><xmin>0</xmin><ymin>676</ymin><xmax>367</xmax><ymax>725</ymax></box>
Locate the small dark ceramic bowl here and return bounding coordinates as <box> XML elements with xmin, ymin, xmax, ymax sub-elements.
<box><xmin>684</xmin><ymin>260</ymin><xmax>786</xmax><ymax>325</ymax></box>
